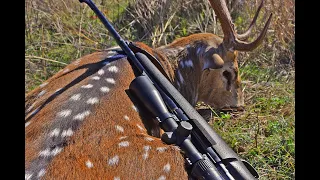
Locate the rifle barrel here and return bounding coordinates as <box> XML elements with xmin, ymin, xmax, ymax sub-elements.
<box><xmin>79</xmin><ymin>0</ymin><xmax>144</xmax><ymax>73</ymax></box>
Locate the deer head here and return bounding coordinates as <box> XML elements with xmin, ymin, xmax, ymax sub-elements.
<box><xmin>25</xmin><ymin>0</ymin><xmax>271</xmax><ymax>179</ymax></box>
<box><xmin>148</xmin><ymin>0</ymin><xmax>272</xmax><ymax>111</ymax></box>
<box><xmin>201</xmin><ymin>0</ymin><xmax>272</xmax><ymax>110</ymax></box>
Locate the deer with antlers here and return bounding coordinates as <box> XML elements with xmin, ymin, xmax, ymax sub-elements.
<box><xmin>25</xmin><ymin>0</ymin><xmax>271</xmax><ymax>179</ymax></box>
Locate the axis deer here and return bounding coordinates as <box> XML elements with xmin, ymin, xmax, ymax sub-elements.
<box><xmin>25</xmin><ymin>0</ymin><xmax>271</xmax><ymax>179</ymax></box>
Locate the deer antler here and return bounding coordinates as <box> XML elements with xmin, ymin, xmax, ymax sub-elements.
<box><xmin>208</xmin><ymin>0</ymin><xmax>272</xmax><ymax>51</ymax></box>
<box><xmin>236</xmin><ymin>0</ymin><xmax>265</xmax><ymax>40</ymax></box>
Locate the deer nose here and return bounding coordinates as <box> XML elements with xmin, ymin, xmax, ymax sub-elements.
<box><xmin>231</xmin><ymin>105</ymin><xmax>244</xmax><ymax>111</ymax></box>
<box><xmin>221</xmin><ymin>105</ymin><xmax>245</xmax><ymax>112</ymax></box>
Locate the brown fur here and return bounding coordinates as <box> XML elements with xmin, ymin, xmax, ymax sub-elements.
<box><xmin>134</xmin><ymin>41</ymin><xmax>176</xmax><ymax>81</ymax></box>
<box><xmin>168</xmin><ymin>33</ymin><xmax>221</xmax><ymax>48</ymax></box>
<box><xmin>25</xmin><ymin>33</ymin><xmax>244</xmax><ymax>179</ymax></box>
<box><xmin>26</xmin><ymin>0</ymin><xmax>271</xmax><ymax>177</ymax></box>
<box><xmin>42</xmin><ymin>58</ymin><xmax>187</xmax><ymax>179</ymax></box>
<box><xmin>25</xmin><ymin>52</ymin><xmax>107</xmax><ymax>168</ymax></box>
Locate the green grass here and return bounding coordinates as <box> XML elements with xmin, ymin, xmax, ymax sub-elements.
<box><xmin>25</xmin><ymin>0</ymin><xmax>295</xmax><ymax>179</ymax></box>
<box><xmin>25</xmin><ymin>0</ymin><xmax>130</xmax><ymax>93</ymax></box>
<box><xmin>209</xmin><ymin>63</ymin><xmax>295</xmax><ymax>179</ymax></box>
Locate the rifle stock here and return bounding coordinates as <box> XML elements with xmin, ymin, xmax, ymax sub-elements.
<box><xmin>79</xmin><ymin>0</ymin><xmax>259</xmax><ymax>179</ymax></box>
<box><xmin>135</xmin><ymin>53</ymin><xmax>258</xmax><ymax>180</ymax></box>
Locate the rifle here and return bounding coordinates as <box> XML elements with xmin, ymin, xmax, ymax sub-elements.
<box><xmin>79</xmin><ymin>0</ymin><xmax>259</xmax><ymax>179</ymax></box>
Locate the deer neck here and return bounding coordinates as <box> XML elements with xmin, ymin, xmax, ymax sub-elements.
<box><xmin>154</xmin><ymin>44</ymin><xmax>206</xmax><ymax>106</ymax></box>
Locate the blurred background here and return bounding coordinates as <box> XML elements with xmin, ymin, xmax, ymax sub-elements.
<box><xmin>25</xmin><ymin>0</ymin><xmax>295</xmax><ymax>179</ymax></box>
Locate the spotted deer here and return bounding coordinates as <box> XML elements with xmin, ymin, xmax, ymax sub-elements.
<box><xmin>25</xmin><ymin>0</ymin><xmax>271</xmax><ymax>179</ymax></box>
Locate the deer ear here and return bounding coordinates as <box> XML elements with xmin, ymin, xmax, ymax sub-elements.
<box><xmin>211</xmin><ymin>54</ymin><xmax>224</xmax><ymax>69</ymax></box>
<box><xmin>203</xmin><ymin>52</ymin><xmax>224</xmax><ymax>70</ymax></box>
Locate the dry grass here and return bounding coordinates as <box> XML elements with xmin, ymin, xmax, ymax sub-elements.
<box><xmin>25</xmin><ymin>0</ymin><xmax>295</xmax><ymax>179</ymax></box>
<box><xmin>25</xmin><ymin>0</ymin><xmax>130</xmax><ymax>91</ymax></box>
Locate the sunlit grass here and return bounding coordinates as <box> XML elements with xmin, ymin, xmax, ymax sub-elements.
<box><xmin>25</xmin><ymin>0</ymin><xmax>295</xmax><ymax>179</ymax></box>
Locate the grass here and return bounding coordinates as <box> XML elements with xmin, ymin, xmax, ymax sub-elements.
<box><xmin>25</xmin><ymin>0</ymin><xmax>295</xmax><ymax>179</ymax></box>
<box><xmin>25</xmin><ymin>0</ymin><xmax>130</xmax><ymax>93</ymax></box>
<box><xmin>208</xmin><ymin>63</ymin><xmax>295</xmax><ymax>179</ymax></box>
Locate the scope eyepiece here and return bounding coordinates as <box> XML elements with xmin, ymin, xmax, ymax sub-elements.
<box><xmin>191</xmin><ymin>155</ymin><xmax>225</xmax><ymax>180</ymax></box>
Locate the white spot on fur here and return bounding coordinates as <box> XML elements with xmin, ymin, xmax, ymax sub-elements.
<box><xmin>74</xmin><ymin>60</ymin><xmax>80</xmax><ymax>65</ymax></box>
<box><xmin>144</xmin><ymin>146</ymin><xmax>151</xmax><ymax>151</ymax></box>
<box><xmin>105</xmin><ymin>78</ymin><xmax>116</xmax><ymax>84</ymax></box>
<box><xmin>100</xmin><ymin>86</ymin><xmax>110</xmax><ymax>93</ymax></box>
<box><xmin>26</xmin><ymin>103</ymin><xmax>35</xmax><ymax>112</ymax></box>
<box><xmin>108</xmin><ymin>155</ymin><xmax>119</xmax><ymax>166</ymax></box>
<box><xmin>37</xmin><ymin>169</ymin><xmax>46</xmax><ymax>178</ymax></box>
<box><xmin>119</xmin><ymin>136</ymin><xmax>127</xmax><ymax>140</ymax></box>
<box><xmin>57</xmin><ymin>109</ymin><xmax>72</xmax><ymax>117</ymax></box>
<box><xmin>73</xmin><ymin>111</ymin><xmax>91</xmax><ymax>120</ymax></box>
<box><xmin>81</xmin><ymin>84</ymin><xmax>93</xmax><ymax>89</ymax></box>
<box><xmin>51</xmin><ymin>147</ymin><xmax>63</xmax><ymax>156</ymax></box>
<box><xmin>184</xmin><ymin>59</ymin><xmax>193</xmax><ymax>67</ymax></box>
<box><xmin>173</xmin><ymin>146</ymin><xmax>181</xmax><ymax>151</ymax></box>
<box><xmin>132</xmin><ymin>105</ymin><xmax>138</xmax><ymax>112</ymax></box>
<box><xmin>63</xmin><ymin>68</ymin><xmax>69</xmax><ymax>73</ymax></box>
<box><xmin>144</xmin><ymin>137</ymin><xmax>154</xmax><ymax>141</ymax></box>
<box><xmin>115</xmin><ymin>125</ymin><xmax>124</xmax><ymax>133</ymax></box>
<box><xmin>142</xmin><ymin>153</ymin><xmax>149</xmax><ymax>160</ymax></box>
<box><xmin>98</xmin><ymin>69</ymin><xmax>105</xmax><ymax>75</ymax></box>
<box><xmin>61</xmin><ymin>128</ymin><xmax>73</xmax><ymax>137</ymax></box>
<box><xmin>37</xmin><ymin>90</ymin><xmax>46</xmax><ymax>97</ymax></box>
<box><xmin>156</xmin><ymin>147</ymin><xmax>168</xmax><ymax>153</ymax></box>
<box><xmin>86</xmin><ymin>97</ymin><xmax>99</xmax><ymax>105</ymax></box>
<box><xmin>163</xmin><ymin>163</ymin><xmax>171</xmax><ymax>173</ymax></box>
<box><xmin>39</xmin><ymin>148</ymin><xmax>51</xmax><ymax>157</ymax></box>
<box><xmin>137</xmin><ymin>124</ymin><xmax>145</xmax><ymax>131</ymax></box>
<box><xmin>25</xmin><ymin>121</ymin><xmax>31</xmax><ymax>128</ymax></box>
<box><xmin>108</xmin><ymin>66</ymin><xmax>119</xmax><ymax>73</ymax></box>
<box><xmin>39</xmin><ymin>82</ymin><xmax>48</xmax><ymax>88</ymax></box>
<box><xmin>157</xmin><ymin>175</ymin><xmax>166</xmax><ymax>180</ymax></box>
<box><xmin>86</xmin><ymin>160</ymin><xmax>93</xmax><ymax>168</ymax></box>
<box><xmin>92</xmin><ymin>76</ymin><xmax>100</xmax><ymax>80</ymax></box>
<box><xmin>114</xmin><ymin>177</ymin><xmax>120</xmax><ymax>180</ymax></box>
<box><xmin>118</xmin><ymin>141</ymin><xmax>129</xmax><ymax>147</ymax></box>
<box><xmin>70</xmin><ymin>93</ymin><xmax>81</xmax><ymax>101</ymax></box>
<box><xmin>123</xmin><ymin>115</ymin><xmax>130</xmax><ymax>121</ymax></box>
<box><xmin>142</xmin><ymin>146</ymin><xmax>151</xmax><ymax>160</ymax></box>
<box><xmin>49</xmin><ymin>128</ymin><xmax>60</xmax><ymax>137</ymax></box>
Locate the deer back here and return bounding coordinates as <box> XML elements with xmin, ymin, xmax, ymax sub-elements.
<box><xmin>25</xmin><ymin>0</ymin><xmax>272</xmax><ymax>179</ymax></box>
<box><xmin>25</xmin><ymin>49</ymin><xmax>188</xmax><ymax>180</ymax></box>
